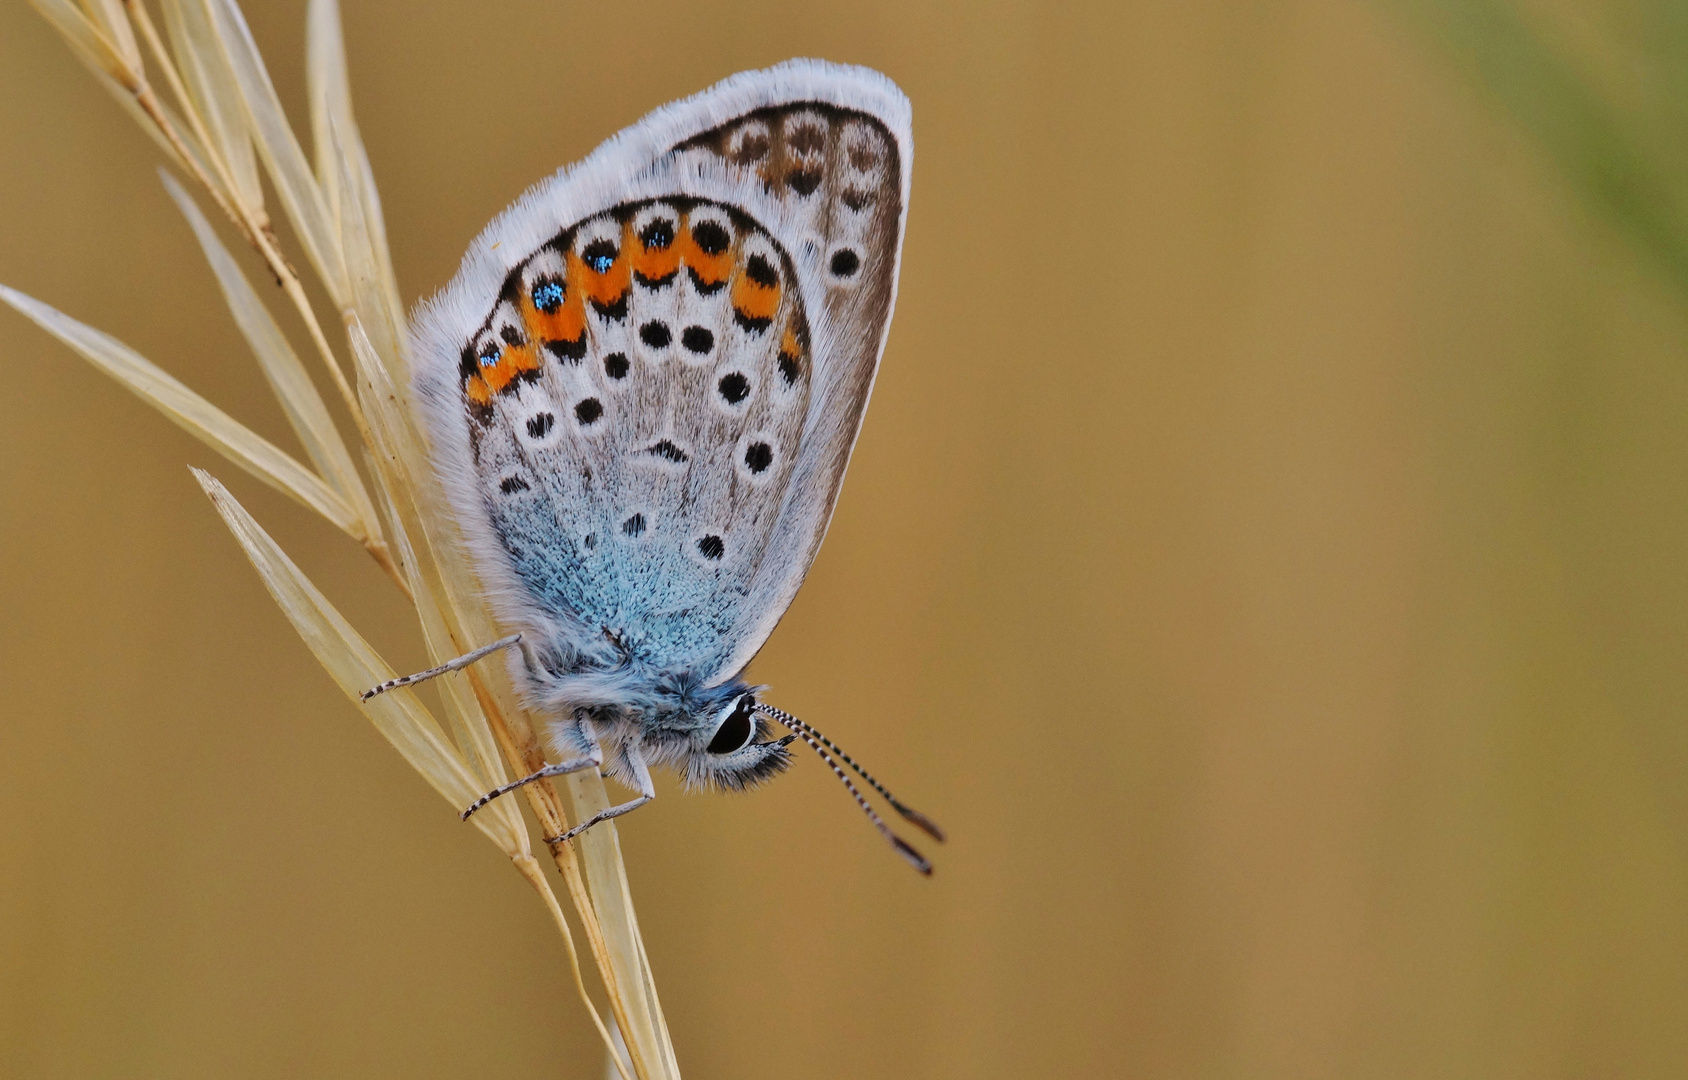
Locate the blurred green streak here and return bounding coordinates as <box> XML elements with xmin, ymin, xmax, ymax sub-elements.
<box><xmin>1389</xmin><ymin>0</ymin><xmax>1688</xmax><ymax>299</ymax></box>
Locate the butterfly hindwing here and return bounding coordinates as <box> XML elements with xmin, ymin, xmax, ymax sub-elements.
<box><xmin>412</xmin><ymin>61</ymin><xmax>909</xmax><ymax>686</ymax></box>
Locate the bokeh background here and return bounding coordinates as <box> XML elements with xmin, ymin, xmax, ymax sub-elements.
<box><xmin>5</xmin><ymin>0</ymin><xmax>1688</xmax><ymax>1076</ymax></box>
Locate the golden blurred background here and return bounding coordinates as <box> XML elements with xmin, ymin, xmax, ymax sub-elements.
<box><xmin>5</xmin><ymin>0</ymin><xmax>1688</xmax><ymax>1076</ymax></box>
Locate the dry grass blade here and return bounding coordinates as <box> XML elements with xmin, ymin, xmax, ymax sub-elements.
<box><xmin>30</xmin><ymin>0</ymin><xmax>129</xmax><ymax>82</ymax></box>
<box><xmin>30</xmin><ymin>0</ymin><xmax>209</xmax><ymax>178</ymax></box>
<box><xmin>367</xmin><ymin>475</ymin><xmax>507</xmax><ymax>787</ymax></box>
<box><xmin>346</xmin><ymin>314</ymin><xmax>655</xmax><ymax>1080</ymax></box>
<box><xmin>159</xmin><ymin>0</ymin><xmax>262</xmax><ymax>208</ymax></box>
<box><xmin>341</xmin><ymin>312</ymin><xmax>510</xmax><ymax>780</ymax></box>
<box><xmin>603</xmin><ymin>1020</ymin><xmax>634</xmax><ymax>1080</ymax></box>
<box><xmin>347</xmin><ymin>137</ymin><xmax>405</xmax><ymax>344</ymax></box>
<box><xmin>563</xmin><ymin>778</ymin><xmax>682</xmax><ymax>1080</ymax></box>
<box><xmin>21</xmin><ymin>3</ymin><xmax>684</xmax><ymax>1075</ymax></box>
<box><xmin>348</xmin><ymin>344</ymin><xmax>505</xmax><ymax>795</ymax></box>
<box><xmin>196</xmin><ymin>469</ymin><xmax>632</xmax><ymax>1080</ymax></box>
<box><xmin>202</xmin><ymin>0</ymin><xmax>348</xmax><ymax>306</ymax></box>
<box><xmin>161</xmin><ymin>171</ymin><xmax>378</xmax><ymax>534</ymax></box>
<box><xmin>192</xmin><ymin>469</ymin><xmax>524</xmax><ymax>848</ymax></box>
<box><xmin>78</xmin><ymin>0</ymin><xmax>142</xmax><ymax>71</ymax></box>
<box><xmin>328</xmin><ymin>121</ymin><xmax>405</xmax><ymax>384</ymax></box>
<box><xmin>343</xmin><ymin>298</ymin><xmax>680</xmax><ymax>1079</ymax></box>
<box><xmin>162</xmin><ymin>171</ymin><xmax>374</xmax><ymax>527</ymax></box>
<box><xmin>346</xmin><ymin>310</ymin><xmax>682</xmax><ymax>1080</ymax></box>
<box><xmin>343</xmin><ymin>317</ymin><xmax>510</xmax><ymax>791</ymax></box>
<box><xmin>306</xmin><ymin>0</ymin><xmax>404</xmax><ymax>335</ymax></box>
<box><xmin>518</xmin><ymin>858</ymin><xmax>637</xmax><ymax>1080</ymax></box>
<box><xmin>128</xmin><ymin>1</ymin><xmax>370</xmax><ymax>455</ymax></box>
<box><xmin>305</xmin><ymin>0</ymin><xmax>353</xmax><ymax>217</ymax></box>
<box><xmin>0</xmin><ymin>284</ymin><xmax>358</xmax><ymax>534</ymax></box>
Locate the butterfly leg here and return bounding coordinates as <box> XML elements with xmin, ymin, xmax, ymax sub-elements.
<box><xmin>360</xmin><ymin>634</ymin><xmax>522</xmax><ymax>701</ymax></box>
<box><xmin>543</xmin><ymin>742</ymin><xmax>656</xmax><ymax>845</ymax></box>
<box><xmin>459</xmin><ymin>749</ymin><xmax>603</xmax><ymax>821</ymax></box>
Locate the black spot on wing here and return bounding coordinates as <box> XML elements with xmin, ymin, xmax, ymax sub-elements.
<box><xmin>692</xmin><ymin>220</ymin><xmax>730</xmax><ymax>255</ymax></box>
<box><xmin>718</xmin><ymin>372</ymin><xmax>750</xmax><ymax>404</ymax></box>
<box><xmin>830</xmin><ymin>249</ymin><xmax>860</xmax><ymax>277</ymax></box>
<box><xmin>648</xmin><ymin>440</ymin><xmax>688</xmax><ymax>463</ymax></box>
<box><xmin>582</xmin><ymin>238</ymin><xmax>618</xmax><ymax>272</ymax></box>
<box><xmin>745</xmin><ymin>254</ymin><xmax>779</xmax><ymax>287</ymax></box>
<box><xmin>682</xmin><ymin>326</ymin><xmax>714</xmax><ymax>355</ymax></box>
<box><xmin>639</xmin><ymin>218</ymin><xmax>674</xmax><ymax>249</ymax></box>
<box><xmin>788</xmin><ymin>169</ymin><xmax>822</xmax><ymax>196</ymax></box>
<box><xmin>544</xmin><ymin>336</ymin><xmax>586</xmax><ymax>362</ymax></box>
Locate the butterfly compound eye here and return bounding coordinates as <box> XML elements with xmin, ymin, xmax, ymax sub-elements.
<box><xmin>706</xmin><ymin>695</ymin><xmax>757</xmax><ymax>755</ymax></box>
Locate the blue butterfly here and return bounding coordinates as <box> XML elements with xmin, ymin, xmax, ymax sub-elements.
<box><xmin>368</xmin><ymin>61</ymin><xmax>942</xmax><ymax>872</ymax></box>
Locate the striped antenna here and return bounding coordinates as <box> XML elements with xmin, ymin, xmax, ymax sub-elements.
<box><xmin>754</xmin><ymin>702</ymin><xmax>944</xmax><ymax>874</ymax></box>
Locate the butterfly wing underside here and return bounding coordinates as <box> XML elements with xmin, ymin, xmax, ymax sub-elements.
<box><xmin>411</xmin><ymin>62</ymin><xmax>909</xmax><ymax>686</ymax></box>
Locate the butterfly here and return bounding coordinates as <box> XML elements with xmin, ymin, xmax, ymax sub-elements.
<box><xmin>366</xmin><ymin>60</ymin><xmax>944</xmax><ymax>873</ymax></box>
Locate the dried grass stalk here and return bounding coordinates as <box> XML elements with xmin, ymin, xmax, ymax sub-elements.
<box><xmin>6</xmin><ymin>2</ymin><xmax>682</xmax><ymax>1076</ymax></box>
<box><xmin>162</xmin><ymin>172</ymin><xmax>372</xmax><ymax>518</ymax></box>
<box><xmin>0</xmin><ymin>284</ymin><xmax>358</xmax><ymax>533</ymax></box>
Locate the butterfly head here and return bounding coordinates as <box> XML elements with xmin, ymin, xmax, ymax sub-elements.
<box><xmin>664</xmin><ymin>686</ymin><xmax>796</xmax><ymax>792</ymax></box>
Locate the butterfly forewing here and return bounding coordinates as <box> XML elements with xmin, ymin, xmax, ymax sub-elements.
<box><xmin>674</xmin><ymin>103</ymin><xmax>906</xmax><ymax>679</ymax></box>
<box><xmin>462</xmin><ymin>198</ymin><xmax>814</xmax><ymax>663</ymax></box>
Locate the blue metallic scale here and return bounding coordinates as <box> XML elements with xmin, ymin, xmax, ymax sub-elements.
<box><xmin>531</xmin><ymin>280</ymin><xmax>565</xmax><ymax>311</ymax></box>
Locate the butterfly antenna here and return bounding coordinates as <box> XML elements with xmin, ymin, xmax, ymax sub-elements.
<box><xmin>754</xmin><ymin>702</ymin><xmax>946</xmax><ymax>842</ymax></box>
<box><xmin>778</xmin><ymin>723</ymin><xmax>932</xmax><ymax>875</ymax></box>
